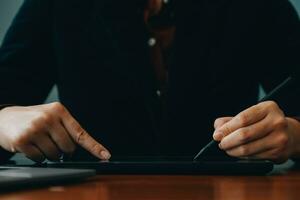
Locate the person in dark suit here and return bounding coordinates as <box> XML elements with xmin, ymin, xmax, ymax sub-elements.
<box><xmin>0</xmin><ymin>0</ymin><xmax>300</xmax><ymax>163</ymax></box>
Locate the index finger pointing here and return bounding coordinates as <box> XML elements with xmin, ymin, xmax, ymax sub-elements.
<box><xmin>59</xmin><ymin>109</ymin><xmax>111</xmax><ymax>160</ymax></box>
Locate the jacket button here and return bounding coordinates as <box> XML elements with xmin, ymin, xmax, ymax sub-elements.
<box><xmin>148</xmin><ymin>38</ymin><xmax>157</xmax><ymax>47</ymax></box>
<box><xmin>156</xmin><ymin>90</ymin><xmax>162</xmax><ymax>97</ymax></box>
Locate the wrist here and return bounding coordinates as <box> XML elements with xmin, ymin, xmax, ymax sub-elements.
<box><xmin>0</xmin><ymin>104</ymin><xmax>16</xmax><ymax>163</ymax></box>
<box><xmin>286</xmin><ymin>117</ymin><xmax>300</xmax><ymax>159</ymax></box>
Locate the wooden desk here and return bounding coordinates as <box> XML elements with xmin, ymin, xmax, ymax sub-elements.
<box><xmin>1</xmin><ymin>170</ymin><xmax>300</xmax><ymax>200</ymax></box>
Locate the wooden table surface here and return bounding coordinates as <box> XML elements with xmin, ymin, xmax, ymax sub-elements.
<box><xmin>1</xmin><ymin>169</ymin><xmax>300</xmax><ymax>200</ymax></box>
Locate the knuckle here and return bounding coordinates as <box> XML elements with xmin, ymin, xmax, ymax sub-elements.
<box><xmin>70</xmin><ymin>119</ymin><xmax>80</xmax><ymax>132</ymax></box>
<box><xmin>214</xmin><ymin>117</ymin><xmax>232</xmax><ymax>129</ymax></box>
<box><xmin>214</xmin><ymin>119</ymin><xmax>221</xmax><ymax>128</ymax></box>
<box><xmin>29</xmin><ymin>118</ymin><xmax>45</xmax><ymax>132</ymax></box>
<box><xmin>264</xmin><ymin>101</ymin><xmax>285</xmax><ymax>117</ymax></box>
<box><xmin>265</xmin><ymin>101</ymin><xmax>278</xmax><ymax>109</ymax></box>
<box><xmin>39</xmin><ymin>112</ymin><xmax>54</xmax><ymax>125</ymax></box>
<box><xmin>219</xmin><ymin>126</ymin><xmax>230</xmax><ymax>137</ymax></box>
<box><xmin>50</xmin><ymin>102</ymin><xmax>65</xmax><ymax>113</ymax></box>
<box><xmin>239</xmin><ymin>146</ymin><xmax>250</xmax><ymax>156</ymax></box>
<box><xmin>237</xmin><ymin>114</ymin><xmax>248</xmax><ymax>126</ymax></box>
<box><xmin>238</xmin><ymin>128</ymin><xmax>251</xmax><ymax>143</ymax></box>
<box><xmin>69</xmin><ymin>119</ymin><xmax>88</xmax><ymax>144</ymax></box>
<box><xmin>277</xmin><ymin>134</ymin><xmax>289</xmax><ymax>147</ymax></box>
<box><xmin>274</xmin><ymin>117</ymin><xmax>288</xmax><ymax>129</ymax></box>
<box><xmin>76</xmin><ymin>128</ymin><xmax>86</xmax><ymax>144</ymax></box>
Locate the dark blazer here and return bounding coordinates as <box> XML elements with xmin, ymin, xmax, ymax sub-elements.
<box><xmin>0</xmin><ymin>0</ymin><xmax>300</xmax><ymax>160</ymax></box>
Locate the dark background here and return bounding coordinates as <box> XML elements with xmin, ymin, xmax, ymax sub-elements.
<box><xmin>0</xmin><ymin>0</ymin><xmax>300</xmax><ymax>102</ymax></box>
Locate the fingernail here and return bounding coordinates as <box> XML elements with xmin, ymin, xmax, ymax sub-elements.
<box><xmin>213</xmin><ymin>130</ymin><xmax>223</xmax><ymax>141</ymax></box>
<box><xmin>100</xmin><ymin>151</ymin><xmax>111</xmax><ymax>160</ymax></box>
<box><xmin>218</xmin><ymin>143</ymin><xmax>223</xmax><ymax>149</ymax></box>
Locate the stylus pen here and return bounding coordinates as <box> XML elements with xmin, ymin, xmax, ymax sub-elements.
<box><xmin>193</xmin><ymin>76</ymin><xmax>294</xmax><ymax>161</ymax></box>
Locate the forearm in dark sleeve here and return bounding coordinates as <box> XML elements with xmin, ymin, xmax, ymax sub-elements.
<box><xmin>259</xmin><ymin>0</ymin><xmax>300</xmax><ymax>116</ymax></box>
<box><xmin>0</xmin><ymin>0</ymin><xmax>57</xmax><ymax>163</ymax></box>
<box><xmin>0</xmin><ymin>0</ymin><xmax>57</xmax><ymax>106</ymax></box>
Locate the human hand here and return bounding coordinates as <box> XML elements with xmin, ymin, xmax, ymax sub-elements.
<box><xmin>0</xmin><ymin>102</ymin><xmax>111</xmax><ymax>162</ymax></box>
<box><xmin>213</xmin><ymin>101</ymin><xmax>300</xmax><ymax>163</ymax></box>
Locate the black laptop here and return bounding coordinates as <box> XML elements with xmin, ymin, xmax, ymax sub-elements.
<box><xmin>0</xmin><ymin>167</ymin><xmax>95</xmax><ymax>191</ymax></box>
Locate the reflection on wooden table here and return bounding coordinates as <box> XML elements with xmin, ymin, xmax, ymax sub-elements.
<box><xmin>1</xmin><ymin>170</ymin><xmax>300</xmax><ymax>200</ymax></box>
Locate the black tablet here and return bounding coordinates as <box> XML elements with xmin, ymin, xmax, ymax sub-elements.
<box><xmin>46</xmin><ymin>157</ymin><xmax>274</xmax><ymax>175</ymax></box>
